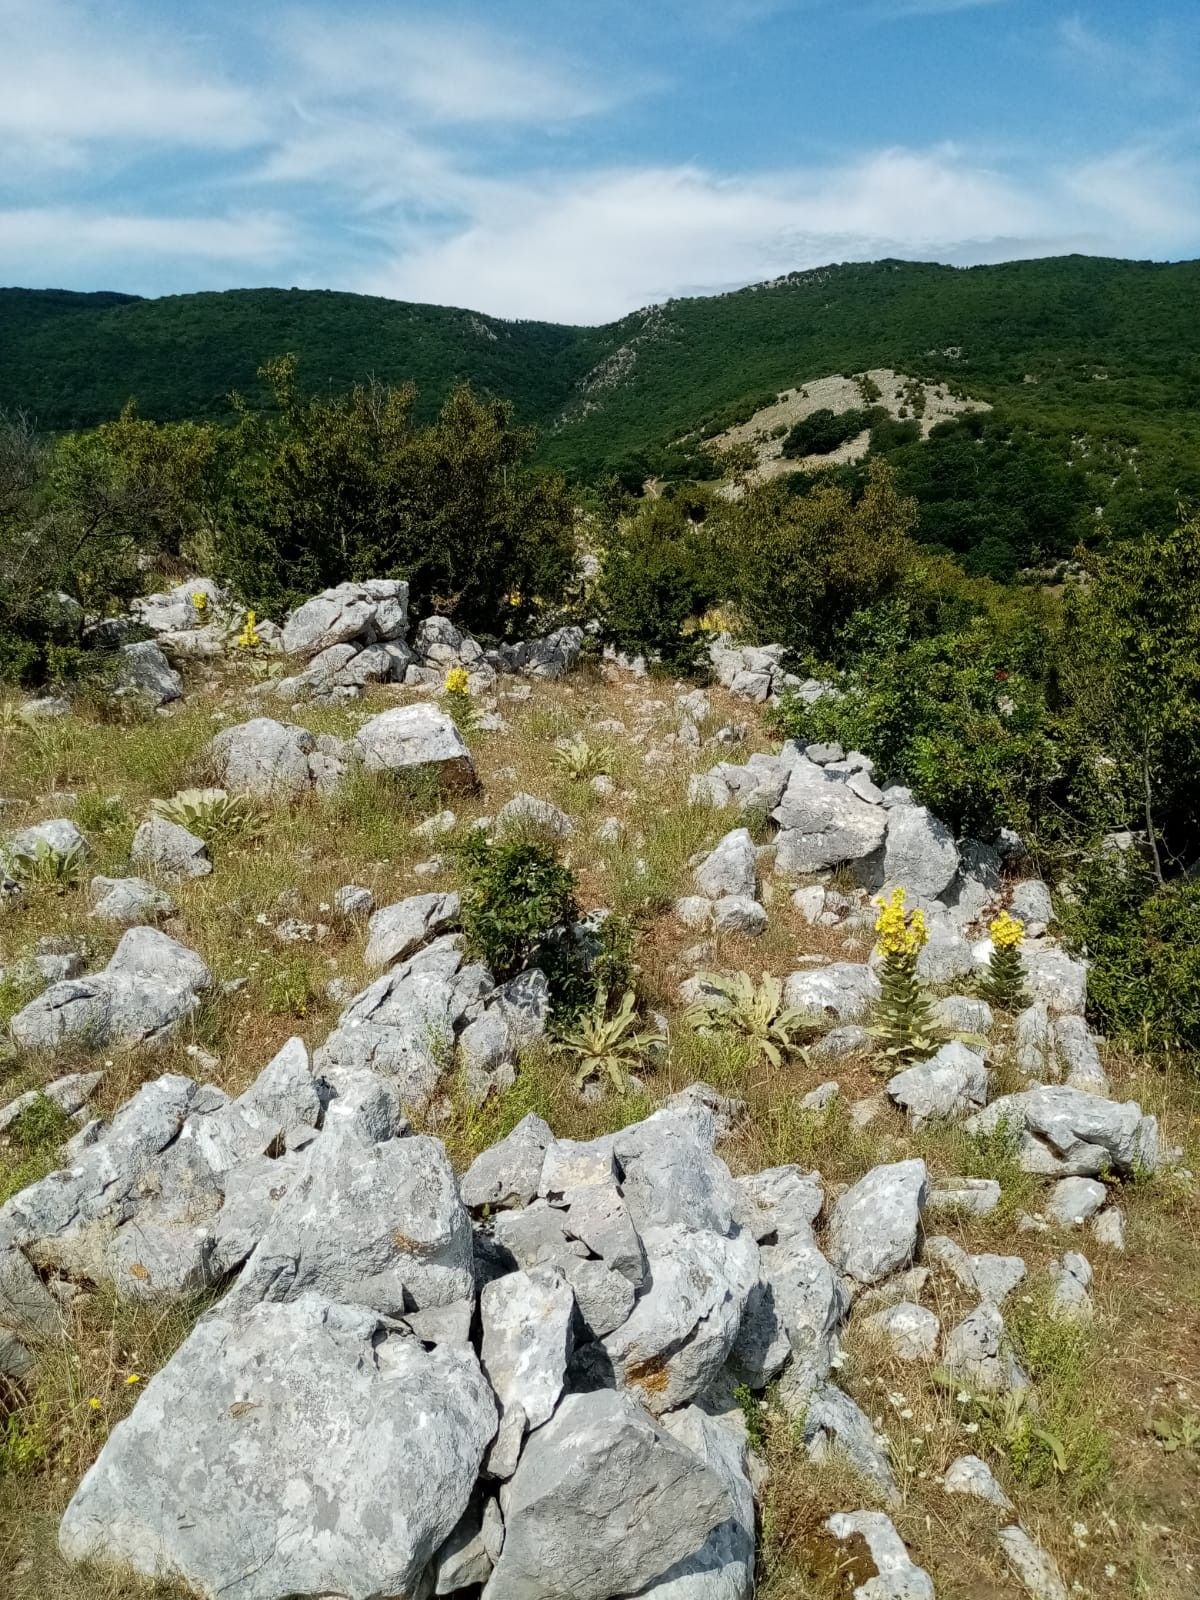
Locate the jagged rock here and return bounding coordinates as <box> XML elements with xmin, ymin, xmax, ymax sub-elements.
<box><xmin>354</xmin><ymin>704</ymin><xmax>476</xmax><ymax>787</ymax></box>
<box><xmin>933</xmin><ymin>994</ymin><xmax>994</xmax><ymax>1034</ymax></box>
<box><xmin>612</xmin><ymin>1106</ymin><xmax>740</xmax><ymax>1236</ymax></box>
<box><xmin>7</xmin><ymin>816</ymin><xmax>87</xmax><ymax>865</ymax></box>
<box><xmin>1010</xmin><ymin>878</ymin><xmax>1053</xmax><ymax>933</ymax></box>
<box><xmin>365</xmin><ymin>891</ymin><xmax>461</xmax><ymax>970</ymax></box>
<box><xmin>496</xmin><ymin>794</ymin><xmax>574</xmax><ymax>838</ymax></box>
<box><xmin>485</xmin><ymin>1388</ymin><xmax>735</xmax><ymax>1600</ymax></box>
<box><xmin>997</xmin><ymin>1525</ymin><xmax>1069</xmax><ymax>1600</ymax></box>
<box><xmin>281</xmin><ymin>579</ymin><xmax>408</xmax><ymax>657</ymax></box>
<box><xmin>772</xmin><ymin>762</ymin><xmax>888</xmax><ymax>873</ymax></box>
<box><xmin>1052</xmin><ymin>1014</ymin><xmax>1108</xmax><ymax>1092</ymax></box>
<box><xmin>828</xmin><ymin>1160</ymin><xmax>928</xmax><ymax>1286</ymax></box>
<box><xmin>712</xmin><ymin>895</ymin><xmax>767</xmax><ymax>935</ymax></box>
<box><xmin>130</xmin><ymin>815</ymin><xmax>212</xmax><ymax>881</ymax></box>
<box><xmin>944</xmin><ymin>1454</ymin><xmax>1012</xmax><ymax>1508</ymax></box>
<box><xmin>0</xmin><ymin>1071</ymin><xmax>104</xmax><ymax>1135</ymax></box>
<box><xmin>825</xmin><ymin>1510</ymin><xmax>933</xmax><ymax>1599</ymax></box>
<box><xmin>597</xmin><ymin>1224</ymin><xmax>758</xmax><ymax>1414</ymax></box>
<box><xmin>732</xmin><ymin>1234</ymin><xmax>842</xmax><ymax>1393</ymax></box>
<box><xmin>812</xmin><ymin>1024</ymin><xmax>871</xmax><ymax>1058</ymax></box>
<box><xmin>967</xmin><ymin>1085</ymin><xmax>1159</xmax><ymax>1176</ymax></box>
<box><xmin>1020</xmin><ymin>944</ymin><xmax>1087</xmax><ymax>1014</ymax></box>
<box><xmin>115</xmin><ymin>640</ymin><xmax>182</xmax><ymax>706</ymax></box>
<box><xmin>457</xmin><ymin>1009</ymin><xmax>519</xmax><ymax>1106</ymax></box>
<box><xmin>879</xmin><ymin>804</ymin><xmax>959</xmax><ymax>898</ymax></box>
<box><xmin>916</xmin><ymin>924</ymin><xmax>974</xmax><ymax>982</ymax></box>
<box><xmin>943</xmin><ymin>1302</ymin><xmax>1029</xmax><ymax>1394</ymax></box>
<box><xmin>481</xmin><ymin>1266</ymin><xmax>574</xmax><ymax>1430</ymax></box>
<box><xmin>1015</xmin><ymin>1000</ymin><xmax>1054</xmax><ymax>1076</ymax></box>
<box><xmin>735</xmin><ymin>1165</ymin><xmax>823</xmax><ymax>1245</ymax></box>
<box><xmin>694</xmin><ymin>828</ymin><xmax>757</xmax><ymax>900</ymax></box>
<box><xmin>791</xmin><ymin>884</ymin><xmax>826</xmax><ymax>922</ymax></box>
<box><xmin>1048</xmin><ymin>1250</ymin><xmax>1093</xmax><ymax>1320</ymax></box>
<box><xmin>492</xmin><ymin>968</ymin><xmax>551</xmax><ymax>1046</ymax></box>
<box><xmin>59</xmin><ymin>1294</ymin><xmax>494</xmax><ymax>1600</ymax></box>
<box><xmin>209</xmin><ymin>717</ymin><xmax>341</xmax><ymax>796</ymax></box>
<box><xmin>461</xmin><ymin>1117</ymin><xmax>553</xmax><ymax>1214</ymax></box>
<box><xmin>1045</xmin><ymin>1176</ymin><xmax>1107</xmax><ymax>1226</ymax></box>
<box><xmin>435</xmin><ymin>1493</ymin><xmax>499</xmax><ymax>1593</ymax></box>
<box><xmin>89</xmin><ymin>874</ymin><xmax>176</xmax><ymax>924</ymax></box>
<box><xmin>801</xmin><ymin>1079</ymin><xmax>841</xmax><ymax>1109</ymax></box>
<box><xmin>227</xmin><ymin>1122</ymin><xmax>473</xmax><ymax>1317</ymax></box>
<box><xmin>784</xmin><ymin>962</ymin><xmax>880</xmax><ymax>1025</ymax></box>
<box><xmin>861</xmin><ymin>1301</ymin><xmax>939</xmax><ymax>1361</ymax></box>
<box><xmin>925</xmin><ymin>1236</ymin><xmax>1026</xmax><ymax>1303</ymax></box>
<box><xmin>676</xmin><ymin>895</ymin><xmax>715</xmax><ymax>929</ymax></box>
<box><xmin>886</xmin><ymin>1041</ymin><xmax>988</xmax><ymax>1128</ymax></box>
<box><xmin>648</xmin><ymin>1406</ymin><xmax>755</xmax><ymax>1600</ymax></box>
<box><xmin>9</xmin><ymin>928</ymin><xmax>211</xmax><ymax>1051</ymax></box>
<box><xmin>1092</xmin><ymin>1208</ymin><xmax>1125</xmax><ymax>1250</ymax></box>
<box><xmin>799</xmin><ymin>1384</ymin><xmax>898</xmax><ymax>1503</ymax></box>
<box><xmin>927</xmin><ymin>1177</ymin><xmax>1001</xmax><ymax>1216</ymax></box>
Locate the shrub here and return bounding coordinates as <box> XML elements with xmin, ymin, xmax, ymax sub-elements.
<box><xmin>780</xmin><ymin>406</ymin><xmax>876</xmax><ymax>457</ymax></box>
<box><xmin>597</xmin><ymin>494</ymin><xmax>720</xmax><ymax>672</ymax></box>
<box><xmin>1058</xmin><ymin>855</ymin><xmax>1200</xmax><ymax>1052</ymax></box>
<box><xmin>686</xmin><ymin>972</ymin><xmax>810</xmax><ymax>1069</ymax></box>
<box><xmin>456</xmin><ymin>833</ymin><xmax>580</xmax><ymax>990</ymax></box>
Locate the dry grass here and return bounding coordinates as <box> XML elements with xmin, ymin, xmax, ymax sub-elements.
<box><xmin>2</xmin><ymin>661</ymin><xmax>1199</xmax><ymax>1599</ymax></box>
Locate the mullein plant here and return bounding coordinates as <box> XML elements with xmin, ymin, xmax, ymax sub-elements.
<box><xmin>444</xmin><ymin>666</ymin><xmax>476</xmax><ymax>733</ymax></box>
<box><xmin>869</xmin><ymin>886</ymin><xmax>941</xmax><ymax>1061</ymax></box>
<box><xmin>982</xmin><ymin>910</ymin><xmax>1027</xmax><ymax>1009</ymax></box>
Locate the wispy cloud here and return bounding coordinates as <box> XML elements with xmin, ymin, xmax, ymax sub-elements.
<box><xmin>1057</xmin><ymin>14</ymin><xmax>1186</xmax><ymax>99</ymax></box>
<box><xmin>0</xmin><ymin>206</ymin><xmax>293</xmax><ymax>265</ymax></box>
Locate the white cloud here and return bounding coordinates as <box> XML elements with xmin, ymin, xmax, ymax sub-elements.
<box><xmin>359</xmin><ymin>149</ymin><xmax>1078</xmax><ymax>322</ymax></box>
<box><xmin>1057</xmin><ymin>14</ymin><xmax>1184</xmax><ymax>99</ymax></box>
<box><xmin>0</xmin><ymin>0</ymin><xmax>263</xmax><ymax>162</ymax></box>
<box><xmin>0</xmin><ymin>207</ymin><xmax>293</xmax><ymax>267</ymax></box>
<box><xmin>281</xmin><ymin>12</ymin><xmax>616</xmax><ymax>125</ymax></box>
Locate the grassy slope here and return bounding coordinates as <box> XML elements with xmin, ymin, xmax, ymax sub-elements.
<box><xmin>4</xmin><ymin>258</ymin><xmax>1200</xmax><ymax>475</ymax></box>
<box><xmin>1</xmin><ymin>663</ymin><xmax>1198</xmax><ymax>1600</ymax></box>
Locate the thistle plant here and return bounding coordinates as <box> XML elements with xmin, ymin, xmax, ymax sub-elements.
<box><xmin>444</xmin><ymin>666</ymin><xmax>476</xmax><ymax>733</ymax></box>
<box><xmin>152</xmin><ymin>788</ymin><xmax>259</xmax><ymax>843</ymax></box>
<box><xmin>869</xmin><ymin>887</ymin><xmax>940</xmax><ymax>1061</ymax></box>
<box><xmin>551</xmin><ymin>736</ymin><xmax>612</xmax><ymax>781</ymax></box>
<box><xmin>686</xmin><ymin>970</ymin><xmax>809</xmax><ymax>1069</ymax></box>
<box><xmin>981</xmin><ymin>910</ymin><xmax>1027</xmax><ymax>1010</ymax></box>
<box><xmin>555</xmin><ymin>988</ymin><xmax>664</xmax><ymax>1095</ymax></box>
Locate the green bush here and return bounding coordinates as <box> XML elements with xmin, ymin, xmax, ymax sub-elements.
<box><xmin>1058</xmin><ymin>855</ymin><xmax>1200</xmax><ymax>1052</ymax></box>
<box><xmin>597</xmin><ymin>494</ymin><xmax>720</xmax><ymax>672</ymax></box>
<box><xmin>456</xmin><ymin>833</ymin><xmax>580</xmax><ymax>990</ymax></box>
<box><xmin>781</xmin><ymin>406</ymin><xmax>876</xmax><ymax>457</ymax></box>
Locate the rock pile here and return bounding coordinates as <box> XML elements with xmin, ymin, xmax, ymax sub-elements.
<box><xmin>708</xmin><ymin>636</ymin><xmax>837</xmax><ymax>707</ymax></box>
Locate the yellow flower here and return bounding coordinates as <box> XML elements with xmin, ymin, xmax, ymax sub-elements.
<box><xmin>191</xmin><ymin>590</ymin><xmax>209</xmax><ymax>613</ymax></box>
<box><xmin>990</xmin><ymin>910</ymin><xmax>1025</xmax><ymax>950</ymax></box>
<box><xmin>874</xmin><ymin>886</ymin><xmax>929</xmax><ymax>958</ymax></box>
<box><xmin>444</xmin><ymin>666</ymin><xmax>470</xmax><ymax>696</ymax></box>
<box><xmin>87</xmin><ymin>1397</ymin><xmax>102</xmax><ymax>1410</ymax></box>
<box><xmin>506</xmin><ymin>591</ymin><xmax>524</xmax><ymax>609</ymax></box>
<box><xmin>124</xmin><ymin>1373</ymin><xmax>141</xmax><ymax>1386</ymax></box>
<box><xmin>236</xmin><ymin>610</ymin><xmax>262</xmax><ymax>650</ymax></box>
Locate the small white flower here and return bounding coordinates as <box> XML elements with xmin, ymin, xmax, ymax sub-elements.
<box><xmin>1104</xmin><ymin>1566</ymin><xmax>1117</xmax><ymax>1580</ymax></box>
<box><xmin>963</xmin><ymin>1422</ymin><xmax>979</xmax><ymax>1434</ymax></box>
<box><xmin>900</xmin><ymin>1407</ymin><xmax>914</xmax><ymax>1419</ymax></box>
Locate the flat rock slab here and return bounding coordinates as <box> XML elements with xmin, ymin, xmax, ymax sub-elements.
<box><xmin>59</xmin><ymin>1295</ymin><xmax>495</xmax><ymax>1600</ymax></box>
<box><xmin>354</xmin><ymin>704</ymin><xmax>476</xmax><ymax>788</ymax></box>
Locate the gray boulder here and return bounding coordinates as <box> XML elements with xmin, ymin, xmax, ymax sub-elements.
<box><xmin>354</xmin><ymin>704</ymin><xmax>476</xmax><ymax>788</ymax></box>
<box><xmin>60</xmin><ymin>1294</ymin><xmax>494</xmax><ymax>1600</ymax></box>
<box><xmin>828</xmin><ymin>1160</ymin><xmax>928</xmax><ymax>1285</ymax></box>
<box><xmin>365</xmin><ymin>891</ymin><xmax>461</xmax><ymax>970</ymax></box>
<box><xmin>925</xmin><ymin>1236</ymin><xmax>1026</xmax><ymax>1303</ymax></box>
<box><xmin>598</xmin><ymin>1224</ymin><xmax>758</xmax><ymax>1415</ymax></box>
<box><xmin>1045</xmin><ymin>1176</ymin><xmax>1107</xmax><ymax>1226</ymax></box>
<box><xmin>7</xmin><ymin>817</ymin><xmax>86</xmax><ymax>866</ymax></box>
<box><xmin>1048</xmin><ymin>1250</ymin><xmax>1093</xmax><ymax>1321</ymax></box>
<box><xmin>933</xmin><ymin>994</ymin><xmax>993</xmax><ymax>1034</ymax></box>
<box><xmin>227</xmin><ymin>1123</ymin><xmax>473</xmax><ymax>1317</ymax></box>
<box><xmin>1010</xmin><ymin>878</ymin><xmax>1053</xmax><ymax>933</ymax></box>
<box><xmin>461</xmin><ymin>1115</ymin><xmax>553</xmax><ymax>1212</ymax></box>
<box><xmin>712</xmin><ymin>895</ymin><xmax>767</xmax><ymax>935</ymax></box>
<box><xmin>115</xmin><ymin>640</ymin><xmax>182</xmax><ymax>706</ymax></box>
<box><xmin>771</xmin><ymin>763</ymin><xmax>888</xmax><ymax>874</ymax></box>
<box><xmin>997</xmin><ymin>1525</ymin><xmax>1069</xmax><ymax>1600</ymax></box>
<box><xmin>483</xmin><ymin>1388</ymin><xmax>735</xmax><ymax>1600</ymax></box>
<box><xmin>800</xmin><ymin>1384</ymin><xmax>898</xmax><ymax>1503</ymax></box>
<box><xmin>647</xmin><ymin>1406</ymin><xmax>755</xmax><ymax>1600</ymax></box>
<box><xmin>784</xmin><ymin>962</ymin><xmax>880</xmax><ymax>1025</ymax></box>
<box><xmin>886</xmin><ymin>1041</ymin><xmax>988</xmax><ymax>1128</ymax></box>
<box><xmin>966</xmin><ymin>1085</ymin><xmax>1159</xmax><ymax>1176</ymax></box>
<box><xmin>496</xmin><ymin>794</ymin><xmax>574</xmax><ymax>839</ymax></box>
<box><xmin>130</xmin><ymin>815</ymin><xmax>212</xmax><ymax>881</ymax></box>
<box><xmin>90</xmin><ymin>875</ymin><xmax>176</xmax><ymax>925</ymax></box>
<box><xmin>944</xmin><ymin>1453</ymin><xmax>1013</xmax><ymax>1508</ymax></box>
<box><xmin>281</xmin><ymin>580</ymin><xmax>408</xmax><ymax>657</ymax></box>
<box><xmin>943</xmin><ymin>1302</ymin><xmax>1029</xmax><ymax>1394</ymax></box>
<box><xmin>879</xmin><ymin>805</ymin><xmax>959</xmax><ymax>898</ymax></box>
<box><xmin>1021</xmin><ymin>944</ymin><xmax>1087</xmax><ymax>1014</ymax></box>
<box><xmin>694</xmin><ymin>828</ymin><xmax>757</xmax><ymax>900</ymax></box>
<box><xmin>734</xmin><ymin>1164</ymin><xmax>823</xmax><ymax>1246</ymax></box>
<box><xmin>481</xmin><ymin>1266</ymin><xmax>574</xmax><ymax>1429</ymax></box>
<box><xmin>861</xmin><ymin>1301</ymin><xmax>939</xmax><ymax>1361</ymax></box>
<box><xmin>209</xmin><ymin>718</ymin><xmax>337</xmax><ymax>797</ymax></box>
<box><xmin>732</xmin><ymin>1234</ymin><xmax>843</xmax><ymax>1393</ymax></box>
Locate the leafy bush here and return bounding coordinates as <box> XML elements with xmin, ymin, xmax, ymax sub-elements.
<box><xmin>1058</xmin><ymin>855</ymin><xmax>1200</xmax><ymax>1052</ymax></box>
<box><xmin>686</xmin><ymin>972</ymin><xmax>810</xmax><ymax>1069</ymax></box>
<box><xmin>597</xmin><ymin>493</ymin><xmax>720</xmax><ymax>672</ymax></box>
<box><xmin>456</xmin><ymin>833</ymin><xmax>580</xmax><ymax>989</ymax></box>
<box><xmin>219</xmin><ymin>359</ymin><xmax>576</xmax><ymax>633</ymax></box>
<box><xmin>781</xmin><ymin>406</ymin><xmax>876</xmax><ymax>457</ymax></box>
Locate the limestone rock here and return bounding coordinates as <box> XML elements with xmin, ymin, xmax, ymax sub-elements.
<box><xmin>880</xmin><ymin>804</ymin><xmax>959</xmax><ymax>898</ymax></box>
<box><xmin>997</xmin><ymin>1525</ymin><xmax>1069</xmax><ymax>1600</ymax></box>
<box><xmin>861</xmin><ymin>1301</ymin><xmax>939</xmax><ymax>1361</ymax></box>
<box><xmin>481</xmin><ymin>1266</ymin><xmax>574</xmax><ymax>1428</ymax></box>
<box><xmin>784</xmin><ymin>963</ymin><xmax>880</xmax><ymax>1025</ymax></box>
<box><xmin>694</xmin><ymin>828</ymin><xmax>757</xmax><ymax>901</ymax></box>
<box><xmin>89</xmin><ymin>875</ymin><xmax>176</xmax><ymax>925</ymax></box>
<box><xmin>484</xmin><ymin>1388</ymin><xmax>735</xmax><ymax>1600</ymax></box>
<box><xmin>967</xmin><ymin>1085</ymin><xmax>1159</xmax><ymax>1176</ymax></box>
<box><xmin>461</xmin><ymin>1115</ymin><xmax>554</xmax><ymax>1211</ymax></box>
<box><xmin>944</xmin><ymin>1454</ymin><xmax>1012</xmax><ymax>1509</ymax></box>
<box><xmin>130</xmin><ymin>816</ymin><xmax>211</xmax><ymax>881</ymax></box>
<box><xmin>59</xmin><ymin>1295</ymin><xmax>494</xmax><ymax>1600</ymax></box>
<box><xmin>943</xmin><ymin>1303</ymin><xmax>1029</xmax><ymax>1394</ymax></box>
<box><xmin>354</xmin><ymin>704</ymin><xmax>476</xmax><ymax>788</ymax></box>
<box><xmin>828</xmin><ymin>1160</ymin><xmax>928</xmax><ymax>1286</ymax></box>
<box><xmin>886</xmin><ymin>1041</ymin><xmax>988</xmax><ymax>1128</ymax></box>
<box><xmin>115</xmin><ymin>640</ymin><xmax>182</xmax><ymax>706</ymax></box>
<box><xmin>365</xmin><ymin>891</ymin><xmax>461</xmax><ymax>969</ymax></box>
<box><xmin>825</xmin><ymin>1510</ymin><xmax>933</xmax><ymax>1600</ymax></box>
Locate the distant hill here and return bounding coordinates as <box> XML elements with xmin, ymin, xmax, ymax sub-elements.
<box><xmin>4</xmin><ymin>256</ymin><xmax>1200</xmax><ymax>494</ymax></box>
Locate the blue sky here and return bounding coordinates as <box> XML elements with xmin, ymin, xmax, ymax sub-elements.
<box><xmin>1</xmin><ymin>0</ymin><xmax>1197</xmax><ymax>321</ymax></box>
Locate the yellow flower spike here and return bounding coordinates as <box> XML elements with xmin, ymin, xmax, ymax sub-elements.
<box><xmin>989</xmin><ymin>910</ymin><xmax>1025</xmax><ymax>950</ymax></box>
<box><xmin>444</xmin><ymin>666</ymin><xmax>470</xmax><ymax>696</ymax></box>
<box><xmin>873</xmin><ymin>887</ymin><xmax>928</xmax><ymax>958</ymax></box>
<box><xmin>191</xmin><ymin>590</ymin><xmax>209</xmax><ymax>613</ymax></box>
